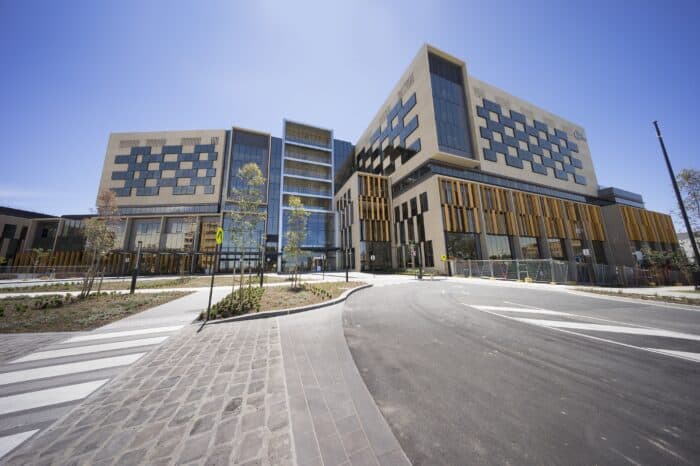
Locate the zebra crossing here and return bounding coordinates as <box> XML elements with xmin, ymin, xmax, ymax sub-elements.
<box><xmin>466</xmin><ymin>303</ymin><xmax>700</xmax><ymax>364</ymax></box>
<box><xmin>0</xmin><ymin>323</ymin><xmax>184</xmax><ymax>460</ymax></box>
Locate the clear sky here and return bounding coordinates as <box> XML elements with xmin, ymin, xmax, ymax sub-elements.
<box><xmin>0</xmin><ymin>0</ymin><xmax>697</xmax><ymax>224</ymax></box>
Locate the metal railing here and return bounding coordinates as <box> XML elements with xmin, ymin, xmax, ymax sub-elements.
<box><xmin>459</xmin><ymin>259</ymin><xmax>693</xmax><ymax>287</ymax></box>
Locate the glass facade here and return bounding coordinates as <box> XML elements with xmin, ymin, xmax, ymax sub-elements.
<box><xmin>519</xmin><ymin>236</ymin><xmax>541</xmax><ymax>259</ymax></box>
<box><xmin>446</xmin><ymin>232</ymin><xmax>480</xmax><ymax>259</ymax></box>
<box><xmin>486</xmin><ymin>234</ymin><xmax>513</xmax><ymax>259</ymax></box>
<box><xmin>229</xmin><ymin>130</ymin><xmax>270</xmax><ymax>201</ymax></box>
<box><xmin>429</xmin><ymin>53</ymin><xmax>473</xmax><ymax>158</ymax></box>
<box><xmin>549</xmin><ymin>238</ymin><xmax>567</xmax><ymax>260</ymax></box>
<box><xmin>162</xmin><ymin>217</ymin><xmax>197</xmax><ymax>251</ymax></box>
<box><xmin>281</xmin><ymin>211</ymin><xmax>334</xmax><ymax>248</ymax></box>
<box><xmin>129</xmin><ymin>219</ymin><xmax>161</xmax><ymax>250</ymax></box>
<box><xmin>267</xmin><ymin>137</ymin><xmax>282</xmax><ymax>243</ymax></box>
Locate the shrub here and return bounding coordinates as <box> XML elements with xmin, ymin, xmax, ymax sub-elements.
<box><xmin>0</xmin><ymin>305</ymin><xmax>4</xmax><ymax>317</ymax></box>
<box><xmin>208</xmin><ymin>287</ymin><xmax>266</xmax><ymax>319</ymax></box>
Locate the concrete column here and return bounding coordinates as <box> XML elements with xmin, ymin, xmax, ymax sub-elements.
<box><xmin>505</xmin><ymin>191</ymin><xmax>522</xmax><ymax>259</ymax></box>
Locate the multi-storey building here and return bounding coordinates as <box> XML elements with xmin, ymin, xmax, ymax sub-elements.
<box><xmin>335</xmin><ymin>44</ymin><xmax>678</xmax><ymax>273</ymax></box>
<box><xmin>6</xmin><ymin>44</ymin><xmax>680</xmax><ymax>277</ymax></box>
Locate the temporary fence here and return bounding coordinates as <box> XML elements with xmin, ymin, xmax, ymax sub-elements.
<box><xmin>458</xmin><ymin>259</ymin><xmax>692</xmax><ymax>287</ymax></box>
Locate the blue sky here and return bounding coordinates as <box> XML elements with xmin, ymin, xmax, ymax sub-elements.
<box><xmin>0</xmin><ymin>0</ymin><xmax>698</xmax><ymax>223</ymax></box>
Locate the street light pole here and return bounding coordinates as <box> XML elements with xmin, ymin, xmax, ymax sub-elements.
<box><xmin>129</xmin><ymin>240</ymin><xmax>142</xmax><ymax>294</ymax></box>
<box><xmin>653</xmin><ymin>121</ymin><xmax>700</xmax><ymax>288</ymax></box>
<box><xmin>345</xmin><ymin>248</ymin><xmax>349</xmax><ymax>283</ymax></box>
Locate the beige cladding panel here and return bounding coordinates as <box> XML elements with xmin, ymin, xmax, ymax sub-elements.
<box><xmin>98</xmin><ymin>130</ymin><xmax>227</xmax><ymax>207</ymax></box>
<box><xmin>467</xmin><ymin>77</ymin><xmax>599</xmax><ymax>197</ymax></box>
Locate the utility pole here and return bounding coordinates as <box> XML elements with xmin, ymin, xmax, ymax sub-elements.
<box><xmin>653</xmin><ymin>121</ymin><xmax>700</xmax><ymax>289</ymax></box>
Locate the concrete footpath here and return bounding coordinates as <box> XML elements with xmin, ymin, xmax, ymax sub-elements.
<box><xmin>1</xmin><ymin>280</ymin><xmax>411</xmax><ymax>465</ymax></box>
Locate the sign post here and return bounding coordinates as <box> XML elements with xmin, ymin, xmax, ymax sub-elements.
<box><xmin>206</xmin><ymin>227</ymin><xmax>224</xmax><ymax>321</ymax></box>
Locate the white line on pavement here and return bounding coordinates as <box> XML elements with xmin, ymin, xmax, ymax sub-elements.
<box><xmin>0</xmin><ymin>429</ymin><xmax>39</xmax><ymax>459</ymax></box>
<box><xmin>62</xmin><ymin>325</ymin><xmax>183</xmax><ymax>343</ymax></box>
<box><xmin>513</xmin><ymin>319</ymin><xmax>700</xmax><ymax>342</ymax></box>
<box><xmin>644</xmin><ymin>348</ymin><xmax>700</xmax><ymax>363</ymax></box>
<box><xmin>469</xmin><ymin>305</ymin><xmax>571</xmax><ymax>316</ymax></box>
<box><xmin>10</xmin><ymin>336</ymin><xmax>169</xmax><ymax>363</ymax></box>
<box><xmin>0</xmin><ymin>379</ymin><xmax>108</xmax><ymax>416</ymax></box>
<box><xmin>0</xmin><ymin>353</ymin><xmax>145</xmax><ymax>386</ymax></box>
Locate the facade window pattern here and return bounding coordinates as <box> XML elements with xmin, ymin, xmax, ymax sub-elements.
<box><xmin>111</xmin><ymin>144</ymin><xmax>218</xmax><ymax>197</ymax></box>
<box><xmin>519</xmin><ymin>236</ymin><xmax>541</xmax><ymax>259</ymax></box>
<box><xmin>267</xmin><ymin>137</ymin><xmax>282</xmax><ymax>242</ymax></box>
<box><xmin>129</xmin><ymin>219</ymin><xmax>161</xmax><ymax>250</ymax></box>
<box><xmin>358</xmin><ymin>174</ymin><xmax>390</xmax><ymax>242</ymax></box>
<box><xmin>394</xmin><ymin>189</ymin><xmax>430</xmax><ymax>266</ymax></box>
<box><xmin>162</xmin><ymin>218</ymin><xmax>197</xmax><ymax>251</ymax></box>
<box><xmin>282</xmin><ymin>211</ymin><xmax>334</xmax><ymax>248</ymax></box>
<box><xmin>440</xmin><ymin>178</ymin><xmax>480</xmax><ymax>233</ymax></box>
<box><xmin>428</xmin><ymin>53</ymin><xmax>473</xmax><ymax>158</ymax></box>
<box><xmin>620</xmin><ymin>205</ymin><xmax>677</xmax><ymax>246</ymax></box>
<box><xmin>228</xmin><ymin>130</ymin><xmax>270</xmax><ymax>202</ymax></box>
<box><xmin>336</xmin><ymin>190</ymin><xmax>353</xmax><ymax>252</ymax></box>
<box><xmin>477</xmin><ymin>98</ymin><xmax>586</xmax><ymax>185</ymax></box>
<box><xmin>485</xmin><ymin>234</ymin><xmax>513</xmax><ymax>260</ymax></box>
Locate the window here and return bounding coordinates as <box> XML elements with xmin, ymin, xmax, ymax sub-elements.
<box><xmin>592</xmin><ymin>240</ymin><xmax>606</xmax><ymax>264</ymax></box>
<box><xmin>402</xmin><ymin>202</ymin><xmax>408</xmax><ymax>220</ymax></box>
<box><xmin>419</xmin><ymin>192</ymin><xmax>429</xmax><ymax>212</ymax></box>
<box><xmin>446</xmin><ymin>232</ymin><xmax>479</xmax><ymax>259</ymax></box>
<box><xmin>486</xmin><ymin>234</ymin><xmax>513</xmax><ymax>259</ymax></box>
<box><xmin>410</xmin><ymin>198</ymin><xmax>418</xmax><ymax>217</ymax></box>
<box><xmin>548</xmin><ymin>238</ymin><xmax>566</xmax><ymax>260</ymax></box>
<box><xmin>520</xmin><ymin>236</ymin><xmax>540</xmax><ymax>259</ymax></box>
<box><xmin>417</xmin><ymin>215</ymin><xmax>425</xmax><ymax>242</ymax></box>
<box><xmin>424</xmin><ymin>241</ymin><xmax>434</xmax><ymax>267</ymax></box>
<box><xmin>1</xmin><ymin>224</ymin><xmax>16</xmax><ymax>239</ymax></box>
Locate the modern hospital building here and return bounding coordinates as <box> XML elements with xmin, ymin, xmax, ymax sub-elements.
<box><xmin>2</xmin><ymin>45</ymin><xmax>679</xmax><ymax>275</ymax></box>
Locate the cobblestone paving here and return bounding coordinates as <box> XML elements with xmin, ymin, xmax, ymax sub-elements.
<box><xmin>3</xmin><ymin>318</ymin><xmax>293</xmax><ymax>466</ymax></box>
<box><xmin>0</xmin><ymin>333</ymin><xmax>70</xmax><ymax>364</ymax></box>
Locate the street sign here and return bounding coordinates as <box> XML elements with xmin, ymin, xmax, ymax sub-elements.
<box><xmin>582</xmin><ymin>248</ymin><xmax>590</xmax><ymax>256</ymax></box>
<box><xmin>440</xmin><ymin>254</ymin><xmax>447</xmax><ymax>261</ymax></box>
<box><xmin>370</xmin><ymin>254</ymin><xmax>376</xmax><ymax>261</ymax></box>
<box><xmin>215</xmin><ymin>227</ymin><xmax>224</xmax><ymax>245</ymax></box>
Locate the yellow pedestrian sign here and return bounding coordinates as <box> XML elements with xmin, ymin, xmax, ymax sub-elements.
<box><xmin>440</xmin><ymin>254</ymin><xmax>447</xmax><ymax>261</ymax></box>
<box><xmin>215</xmin><ymin>227</ymin><xmax>224</xmax><ymax>245</ymax></box>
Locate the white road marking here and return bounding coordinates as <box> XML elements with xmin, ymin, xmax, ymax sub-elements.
<box><xmin>514</xmin><ymin>319</ymin><xmax>700</xmax><ymax>342</ymax></box>
<box><xmin>62</xmin><ymin>325</ymin><xmax>183</xmax><ymax>343</ymax></box>
<box><xmin>0</xmin><ymin>429</ymin><xmax>39</xmax><ymax>459</ymax></box>
<box><xmin>0</xmin><ymin>353</ymin><xmax>145</xmax><ymax>386</ymax></box>
<box><xmin>11</xmin><ymin>336</ymin><xmax>168</xmax><ymax>363</ymax></box>
<box><xmin>0</xmin><ymin>379</ymin><xmax>108</xmax><ymax>416</ymax></box>
<box><xmin>644</xmin><ymin>349</ymin><xmax>700</xmax><ymax>363</ymax></box>
<box><xmin>469</xmin><ymin>305</ymin><xmax>570</xmax><ymax>316</ymax></box>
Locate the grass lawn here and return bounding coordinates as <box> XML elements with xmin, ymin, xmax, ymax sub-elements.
<box><xmin>0</xmin><ymin>291</ymin><xmax>190</xmax><ymax>333</ymax></box>
<box><xmin>0</xmin><ymin>274</ymin><xmax>288</xmax><ymax>294</ymax></box>
<box><xmin>576</xmin><ymin>288</ymin><xmax>700</xmax><ymax>306</ymax></box>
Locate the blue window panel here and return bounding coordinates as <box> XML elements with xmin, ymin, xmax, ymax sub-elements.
<box><xmin>144</xmin><ymin>154</ymin><xmax>163</xmax><ymax>163</ymax></box>
<box><xmin>194</xmin><ymin>144</ymin><xmax>215</xmax><ymax>153</ymax></box>
<box><xmin>114</xmin><ymin>155</ymin><xmax>130</xmax><ymax>164</ymax></box>
<box><xmin>486</xmin><ymin>119</ymin><xmax>504</xmax><ymax>133</ymax></box>
<box><xmin>563</xmin><ymin>164</ymin><xmax>576</xmax><ymax>174</ymax></box>
<box><xmin>540</xmin><ymin>140</ymin><xmax>552</xmax><ymax>150</ymax></box>
<box><xmin>483</xmin><ymin>149</ymin><xmax>498</xmax><ymax>162</ymax></box>
<box><xmin>370</xmin><ymin>128</ymin><xmax>381</xmax><ymax>145</ymax></box>
<box><xmin>112</xmin><ymin>187</ymin><xmax>131</xmax><ymax>197</ymax></box>
<box><xmin>161</xmin><ymin>162</ymin><xmax>178</xmax><ymax>170</ymax></box>
<box><xmin>483</xmin><ymin>99</ymin><xmax>501</xmax><ymax>114</ymax></box>
<box><xmin>515</xmin><ymin>130</ymin><xmax>528</xmax><ymax>141</ymax></box>
<box><xmin>111</xmin><ymin>171</ymin><xmax>129</xmax><ymax>180</ymax></box>
<box><xmin>207</xmin><ymin>152</ymin><xmax>218</xmax><ymax>161</ymax></box>
<box><xmin>492</xmin><ymin>141</ymin><xmax>508</xmax><ymax>154</ymax></box>
<box><xmin>387</xmin><ymin>100</ymin><xmax>402</xmax><ymax>121</ymax></box>
<box><xmin>178</xmin><ymin>153</ymin><xmax>197</xmax><ymax>162</ymax></box>
<box><xmin>206</xmin><ymin>168</ymin><xmax>216</xmax><ymax>177</ymax></box>
<box><xmin>531</xmin><ymin>163</ymin><xmax>548</xmax><ymax>175</ymax></box>
<box><xmin>554</xmin><ymin>169</ymin><xmax>568</xmax><ymax>180</ymax></box>
<box><xmin>559</xmin><ymin>146</ymin><xmax>571</xmax><ymax>157</ymax></box>
<box><xmin>193</xmin><ymin>160</ymin><xmax>214</xmax><ymax>169</ymax></box>
<box><xmin>500</xmin><ymin>116</ymin><xmax>515</xmax><ymax>129</ymax></box>
<box><xmin>193</xmin><ymin>178</ymin><xmax>212</xmax><ymax>186</ymax></box>
<box><xmin>162</xmin><ymin>145</ymin><xmax>182</xmax><ymax>154</ymax></box>
<box><xmin>526</xmin><ymin>125</ymin><xmax>539</xmax><ymax>137</ymax></box>
<box><xmin>542</xmin><ymin>157</ymin><xmax>556</xmax><ymax>168</ymax></box>
<box><xmin>400</xmin><ymin>115</ymin><xmax>419</xmax><ymax>145</ymax></box>
<box><xmin>503</xmin><ymin>135</ymin><xmax>518</xmax><ymax>147</ymax></box>
<box><xmin>529</xmin><ymin>144</ymin><xmax>543</xmax><ymax>156</ymax></box>
<box><xmin>552</xmin><ymin>152</ymin><xmax>564</xmax><ymax>162</ymax></box>
<box><xmin>408</xmin><ymin>138</ymin><xmax>421</xmax><ymax>154</ymax></box>
<box><xmin>175</xmin><ymin>169</ymin><xmax>196</xmax><ymax>178</ymax></box>
<box><xmin>476</xmin><ymin>106</ymin><xmax>489</xmax><ymax>119</ymax></box>
<box><xmin>510</xmin><ymin>110</ymin><xmax>526</xmax><ymax>123</ymax></box>
<box><xmin>571</xmin><ymin>157</ymin><xmax>583</xmax><ymax>169</ymax></box>
<box><xmin>204</xmin><ymin>186</ymin><xmax>215</xmax><ymax>194</ymax></box>
<box><xmin>158</xmin><ymin>178</ymin><xmax>176</xmax><ymax>187</ymax></box>
<box><xmin>125</xmin><ymin>179</ymin><xmax>145</xmax><ymax>188</ymax></box>
<box><xmin>403</xmin><ymin>93</ymin><xmax>417</xmax><ymax>115</ymax></box>
<box><xmin>506</xmin><ymin>155</ymin><xmax>524</xmax><ymax>169</ymax></box>
<box><xmin>173</xmin><ymin>186</ymin><xmax>196</xmax><ymax>195</ymax></box>
<box><xmin>146</xmin><ymin>171</ymin><xmax>161</xmax><ymax>179</ymax></box>
<box><xmin>130</xmin><ymin>146</ymin><xmax>151</xmax><ymax>156</ymax></box>
<box><xmin>534</xmin><ymin>120</ymin><xmax>548</xmax><ymax>132</ymax></box>
<box><xmin>548</xmin><ymin>133</ymin><xmax>560</xmax><ymax>144</ymax></box>
<box><xmin>480</xmin><ymin>127</ymin><xmax>492</xmax><ymax>140</ymax></box>
<box><xmin>574</xmin><ymin>174</ymin><xmax>587</xmax><ymax>185</ymax></box>
<box><xmin>136</xmin><ymin>187</ymin><xmax>159</xmax><ymax>196</ymax></box>
<box><xmin>517</xmin><ymin>149</ymin><xmax>533</xmax><ymax>161</ymax></box>
<box><xmin>568</xmin><ymin>141</ymin><xmax>579</xmax><ymax>152</ymax></box>
<box><xmin>555</xmin><ymin>129</ymin><xmax>568</xmax><ymax>139</ymax></box>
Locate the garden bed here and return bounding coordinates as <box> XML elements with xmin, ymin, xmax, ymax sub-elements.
<box><xmin>0</xmin><ymin>291</ymin><xmax>190</xmax><ymax>333</ymax></box>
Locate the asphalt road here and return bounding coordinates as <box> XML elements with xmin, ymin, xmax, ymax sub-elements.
<box><xmin>342</xmin><ymin>279</ymin><xmax>700</xmax><ymax>465</ymax></box>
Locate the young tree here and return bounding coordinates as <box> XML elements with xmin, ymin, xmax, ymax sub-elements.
<box><xmin>283</xmin><ymin>195</ymin><xmax>309</xmax><ymax>289</ymax></box>
<box><xmin>228</xmin><ymin>163</ymin><xmax>267</xmax><ymax>298</ymax></box>
<box><xmin>80</xmin><ymin>190</ymin><xmax>119</xmax><ymax>297</ymax></box>
<box><xmin>676</xmin><ymin>168</ymin><xmax>700</xmax><ymax>230</ymax></box>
